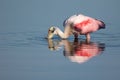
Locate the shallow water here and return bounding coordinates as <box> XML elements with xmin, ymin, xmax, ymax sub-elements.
<box><xmin>0</xmin><ymin>0</ymin><xmax>120</xmax><ymax>80</ymax></box>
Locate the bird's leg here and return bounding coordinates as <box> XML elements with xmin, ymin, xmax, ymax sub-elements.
<box><xmin>86</xmin><ymin>33</ymin><xmax>90</xmax><ymax>43</ymax></box>
<box><xmin>73</xmin><ymin>32</ymin><xmax>78</xmax><ymax>39</ymax></box>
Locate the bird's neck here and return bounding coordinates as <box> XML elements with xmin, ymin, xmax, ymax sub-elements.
<box><xmin>55</xmin><ymin>27</ymin><xmax>68</xmax><ymax>39</ymax></box>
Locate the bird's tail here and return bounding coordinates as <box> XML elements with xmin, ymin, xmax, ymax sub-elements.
<box><xmin>98</xmin><ymin>20</ymin><xmax>106</xmax><ymax>29</ymax></box>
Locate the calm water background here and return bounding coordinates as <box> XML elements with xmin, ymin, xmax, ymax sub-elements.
<box><xmin>0</xmin><ymin>0</ymin><xmax>120</xmax><ymax>80</ymax></box>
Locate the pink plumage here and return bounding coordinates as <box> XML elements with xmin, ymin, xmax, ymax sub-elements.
<box><xmin>64</xmin><ymin>14</ymin><xmax>105</xmax><ymax>34</ymax></box>
<box><xmin>47</xmin><ymin>14</ymin><xmax>105</xmax><ymax>42</ymax></box>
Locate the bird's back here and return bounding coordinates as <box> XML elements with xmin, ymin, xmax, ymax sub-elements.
<box><xmin>63</xmin><ymin>14</ymin><xmax>94</xmax><ymax>27</ymax></box>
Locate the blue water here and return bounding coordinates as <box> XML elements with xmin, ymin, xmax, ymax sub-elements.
<box><xmin>0</xmin><ymin>0</ymin><xmax>120</xmax><ymax>80</ymax></box>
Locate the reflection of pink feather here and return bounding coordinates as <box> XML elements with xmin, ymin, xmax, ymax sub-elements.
<box><xmin>47</xmin><ymin>38</ymin><xmax>105</xmax><ymax>64</ymax></box>
<box><xmin>68</xmin><ymin>42</ymin><xmax>104</xmax><ymax>64</ymax></box>
<box><xmin>75</xmin><ymin>50</ymin><xmax>92</xmax><ymax>57</ymax></box>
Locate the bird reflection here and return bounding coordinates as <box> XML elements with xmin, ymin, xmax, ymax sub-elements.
<box><xmin>47</xmin><ymin>38</ymin><xmax>105</xmax><ymax>64</ymax></box>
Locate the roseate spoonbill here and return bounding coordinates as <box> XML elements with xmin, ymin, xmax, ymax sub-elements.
<box><xmin>47</xmin><ymin>14</ymin><xmax>105</xmax><ymax>41</ymax></box>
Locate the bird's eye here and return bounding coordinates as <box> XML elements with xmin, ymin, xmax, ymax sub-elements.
<box><xmin>48</xmin><ymin>29</ymin><xmax>54</xmax><ymax>33</ymax></box>
<box><xmin>48</xmin><ymin>27</ymin><xmax>55</xmax><ymax>33</ymax></box>
<box><xmin>51</xmin><ymin>30</ymin><xmax>54</xmax><ymax>33</ymax></box>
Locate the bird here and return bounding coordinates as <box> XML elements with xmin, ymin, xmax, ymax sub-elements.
<box><xmin>47</xmin><ymin>14</ymin><xmax>105</xmax><ymax>41</ymax></box>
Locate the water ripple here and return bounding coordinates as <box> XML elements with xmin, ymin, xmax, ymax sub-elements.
<box><xmin>0</xmin><ymin>31</ymin><xmax>120</xmax><ymax>48</ymax></box>
<box><xmin>0</xmin><ymin>31</ymin><xmax>47</xmax><ymax>48</ymax></box>
<box><xmin>93</xmin><ymin>32</ymin><xmax>120</xmax><ymax>48</ymax></box>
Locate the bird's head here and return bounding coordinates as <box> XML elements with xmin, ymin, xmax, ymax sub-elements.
<box><xmin>47</xmin><ymin>26</ymin><xmax>56</xmax><ymax>39</ymax></box>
